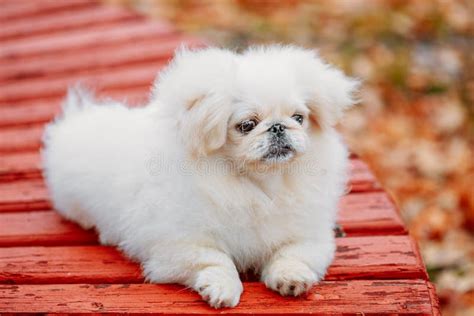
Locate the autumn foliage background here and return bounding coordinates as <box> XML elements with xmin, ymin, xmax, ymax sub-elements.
<box><xmin>107</xmin><ymin>1</ymin><xmax>473</xmax><ymax>314</ymax></box>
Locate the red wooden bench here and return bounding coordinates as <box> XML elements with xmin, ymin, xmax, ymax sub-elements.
<box><xmin>0</xmin><ymin>0</ymin><xmax>440</xmax><ymax>314</ymax></box>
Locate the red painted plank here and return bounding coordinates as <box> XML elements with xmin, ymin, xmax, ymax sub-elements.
<box><xmin>0</xmin><ymin>151</ymin><xmax>41</xmax><ymax>180</ymax></box>
<box><xmin>0</xmin><ymin>0</ymin><xmax>30</xmax><ymax>8</ymax></box>
<box><xmin>0</xmin><ymin>191</ymin><xmax>404</xmax><ymax>236</ymax></box>
<box><xmin>0</xmin><ymin>280</ymin><xmax>436</xmax><ymax>314</ymax></box>
<box><xmin>338</xmin><ymin>192</ymin><xmax>406</xmax><ymax>235</ymax></box>
<box><xmin>0</xmin><ymin>20</ymin><xmax>175</xmax><ymax>59</ymax></box>
<box><xmin>0</xmin><ymin>5</ymin><xmax>140</xmax><ymax>41</ymax></box>
<box><xmin>0</xmin><ymin>179</ymin><xmax>50</xmax><ymax>212</ymax></box>
<box><xmin>348</xmin><ymin>159</ymin><xmax>381</xmax><ymax>192</ymax></box>
<box><xmin>0</xmin><ymin>211</ymin><xmax>96</xmax><ymax>247</ymax></box>
<box><xmin>0</xmin><ymin>87</ymin><xmax>149</xmax><ymax>128</ymax></box>
<box><xmin>0</xmin><ymin>149</ymin><xmax>375</xmax><ymax>190</ymax></box>
<box><xmin>330</xmin><ymin>235</ymin><xmax>427</xmax><ymax>280</ymax></box>
<box><xmin>0</xmin><ymin>0</ymin><xmax>97</xmax><ymax>22</ymax></box>
<box><xmin>0</xmin><ymin>210</ymin><xmax>390</xmax><ymax>247</ymax></box>
<box><xmin>427</xmin><ymin>282</ymin><xmax>442</xmax><ymax>316</ymax></box>
<box><xmin>0</xmin><ymin>61</ymin><xmax>165</xmax><ymax>103</ymax></box>
<box><xmin>0</xmin><ymin>124</ymin><xmax>44</xmax><ymax>153</ymax></box>
<box><xmin>0</xmin><ymin>36</ymin><xmax>204</xmax><ymax>81</ymax></box>
<box><xmin>0</xmin><ymin>236</ymin><xmax>427</xmax><ymax>284</ymax></box>
<box><xmin>0</xmin><ymin>161</ymin><xmax>378</xmax><ymax>213</ymax></box>
<box><xmin>0</xmin><ymin>246</ymin><xmax>142</xmax><ymax>284</ymax></box>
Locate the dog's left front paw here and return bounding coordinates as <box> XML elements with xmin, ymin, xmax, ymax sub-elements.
<box><xmin>193</xmin><ymin>266</ymin><xmax>243</xmax><ymax>308</ymax></box>
<box><xmin>262</xmin><ymin>258</ymin><xmax>318</xmax><ymax>297</ymax></box>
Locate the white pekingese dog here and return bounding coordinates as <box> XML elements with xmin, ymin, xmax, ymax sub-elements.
<box><xmin>42</xmin><ymin>45</ymin><xmax>359</xmax><ymax>308</ymax></box>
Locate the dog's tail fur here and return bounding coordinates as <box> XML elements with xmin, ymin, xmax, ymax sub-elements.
<box><xmin>41</xmin><ymin>84</ymin><xmax>96</xmax><ymax>151</ymax></box>
<box><xmin>61</xmin><ymin>84</ymin><xmax>96</xmax><ymax>118</ymax></box>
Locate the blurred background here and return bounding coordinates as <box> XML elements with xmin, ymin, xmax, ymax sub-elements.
<box><xmin>106</xmin><ymin>1</ymin><xmax>473</xmax><ymax>314</ymax></box>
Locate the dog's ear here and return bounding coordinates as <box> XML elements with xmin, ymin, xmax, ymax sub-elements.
<box><xmin>180</xmin><ymin>93</ymin><xmax>231</xmax><ymax>157</ymax></box>
<box><xmin>292</xmin><ymin>48</ymin><xmax>360</xmax><ymax>129</ymax></box>
<box><xmin>152</xmin><ymin>47</ymin><xmax>236</xmax><ymax>156</ymax></box>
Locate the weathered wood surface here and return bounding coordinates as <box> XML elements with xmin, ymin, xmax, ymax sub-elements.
<box><xmin>0</xmin><ymin>281</ymin><xmax>438</xmax><ymax>315</ymax></box>
<box><xmin>0</xmin><ymin>179</ymin><xmax>49</xmax><ymax>212</ymax></box>
<box><xmin>0</xmin><ymin>236</ymin><xmax>427</xmax><ymax>284</ymax></box>
<box><xmin>0</xmin><ymin>0</ymin><xmax>440</xmax><ymax>314</ymax></box>
<box><xmin>0</xmin><ymin>0</ymin><xmax>97</xmax><ymax>22</ymax></box>
<box><xmin>338</xmin><ymin>191</ymin><xmax>406</xmax><ymax>235</ymax></box>
<box><xmin>0</xmin><ymin>88</ymin><xmax>149</xmax><ymax>127</ymax></box>
<box><xmin>0</xmin><ymin>151</ymin><xmax>379</xmax><ymax>191</ymax></box>
<box><xmin>0</xmin><ymin>191</ymin><xmax>402</xmax><ymax>236</ymax></box>
<box><xmin>0</xmin><ymin>206</ymin><xmax>399</xmax><ymax>247</ymax></box>
<box><xmin>0</xmin><ymin>5</ymin><xmax>140</xmax><ymax>41</ymax></box>
<box><xmin>0</xmin><ymin>21</ymin><xmax>175</xmax><ymax>60</ymax></box>
<box><xmin>0</xmin><ymin>61</ymin><xmax>166</xmax><ymax>102</ymax></box>
<box><xmin>0</xmin><ymin>211</ymin><xmax>98</xmax><ymax>247</ymax></box>
<box><xmin>0</xmin><ymin>36</ymin><xmax>204</xmax><ymax>81</ymax></box>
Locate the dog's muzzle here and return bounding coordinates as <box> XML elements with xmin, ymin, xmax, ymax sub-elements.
<box><xmin>267</xmin><ymin>123</ymin><xmax>286</xmax><ymax>137</ymax></box>
<box><xmin>262</xmin><ymin>123</ymin><xmax>295</xmax><ymax>161</ymax></box>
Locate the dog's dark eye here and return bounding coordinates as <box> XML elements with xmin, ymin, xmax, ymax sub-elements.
<box><xmin>292</xmin><ymin>114</ymin><xmax>304</xmax><ymax>124</ymax></box>
<box><xmin>237</xmin><ymin>119</ymin><xmax>257</xmax><ymax>134</ymax></box>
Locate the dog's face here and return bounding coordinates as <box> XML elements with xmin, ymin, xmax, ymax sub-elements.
<box><xmin>154</xmin><ymin>46</ymin><xmax>359</xmax><ymax>169</ymax></box>
<box><xmin>226</xmin><ymin>98</ymin><xmax>310</xmax><ymax>165</ymax></box>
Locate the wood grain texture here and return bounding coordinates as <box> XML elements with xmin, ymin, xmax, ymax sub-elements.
<box><xmin>0</xmin><ymin>61</ymin><xmax>165</xmax><ymax>103</ymax></box>
<box><xmin>0</xmin><ymin>236</ymin><xmax>427</xmax><ymax>284</ymax></box>
<box><xmin>0</xmin><ymin>185</ymin><xmax>404</xmax><ymax>235</ymax></box>
<box><xmin>2</xmin><ymin>207</ymin><xmax>404</xmax><ymax>246</ymax></box>
<box><xmin>0</xmin><ymin>246</ymin><xmax>143</xmax><ymax>284</ymax></box>
<box><xmin>0</xmin><ymin>211</ymin><xmax>96</xmax><ymax>247</ymax></box>
<box><xmin>338</xmin><ymin>192</ymin><xmax>406</xmax><ymax>235</ymax></box>
<box><xmin>0</xmin><ymin>5</ymin><xmax>140</xmax><ymax>41</ymax></box>
<box><xmin>0</xmin><ymin>36</ymin><xmax>205</xmax><ymax>82</ymax></box>
<box><xmin>0</xmin><ymin>150</ymin><xmax>377</xmax><ymax>193</ymax></box>
<box><xmin>0</xmin><ymin>151</ymin><xmax>41</xmax><ymax>180</ymax></box>
<box><xmin>0</xmin><ymin>179</ymin><xmax>50</xmax><ymax>212</ymax></box>
<box><xmin>329</xmin><ymin>235</ymin><xmax>428</xmax><ymax>280</ymax></box>
<box><xmin>0</xmin><ymin>20</ymin><xmax>175</xmax><ymax>60</ymax></box>
<box><xmin>0</xmin><ymin>281</ymin><xmax>436</xmax><ymax>314</ymax></box>
<box><xmin>427</xmin><ymin>282</ymin><xmax>442</xmax><ymax>316</ymax></box>
<box><xmin>0</xmin><ymin>0</ymin><xmax>97</xmax><ymax>22</ymax></box>
<box><xmin>348</xmin><ymin>159</ymin><xmax>381</xmax><ymax>192</ymax></box>
<box><xmin>0</xmin><ymin>125</ymin><xmax>44</xmax><ymax>153</ymax></box>
<box><xmin>0</xmin><ymin>209</ymin><xmax>402</xmax><ymax>246</ymax></box>
<box><xmin>0</xmin><ymin>87</ymin><xmax>149</xmax><ymax>128</ymax></box>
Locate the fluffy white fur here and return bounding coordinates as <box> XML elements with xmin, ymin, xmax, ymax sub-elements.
<box><xmin>42</xmin><ymin>45</ymin><xmax>359</xmax><ymax>308</ymax></box>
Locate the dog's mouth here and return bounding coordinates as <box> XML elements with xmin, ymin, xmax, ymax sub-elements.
<box><xmin>261</xmin><ymin>144</ymin><xmax>295</xmax><ymax>162</ymax></box>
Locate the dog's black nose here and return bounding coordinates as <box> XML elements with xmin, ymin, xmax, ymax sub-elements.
<box><xmin>268</xmin><ymin>123</ymin><xmax>286</xmax><ymax>137</ymax></box>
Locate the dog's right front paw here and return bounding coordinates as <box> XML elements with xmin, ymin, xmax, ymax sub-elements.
<box><xmin>193</xmin><ymin>266</ymin><xmax>243</xmax><ymax>308</ymax></box>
